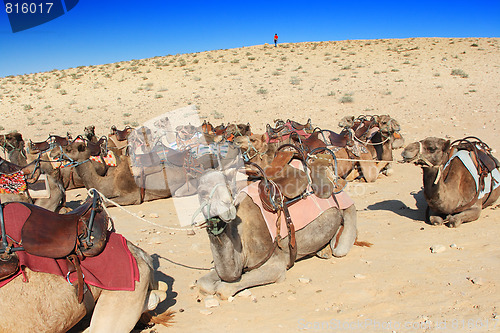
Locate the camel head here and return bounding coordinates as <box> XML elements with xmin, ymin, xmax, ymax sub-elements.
<box><xmin>84</xmin><ymin>125</ymin><xmax>96</xmax><ymax>141</ymax></box>
<box><xmin>197</xmin><ymin>169</ymin><xmax>237</xmax><ymax>226</ymax></box>
<box><xmin>376</xmin><ymin>115</ymin><xmax>401</xmax><ymax>134</ymax></box>
<box><xmin>1</xmin><ymin>132</ymin><xmax>27</xmax><ymax>165</ymax></box>
<box><xmin>401</xmin><ymin>137</ymin><xmax>451</xmax><ymax>167</ymax></box>
<box><xmin>62</xmin><ymin>141</ymin><xmax>91</xmax><ymax>162</ymax></box>
<box><xmin>338</xmin><ymin>115</ymin><xmax>355</xmax><ymax>129</ymax></box>
<box><xmin>233</xmin><ymin>134</ymin><xmax>268</xmax><ymax>162</ymax></box>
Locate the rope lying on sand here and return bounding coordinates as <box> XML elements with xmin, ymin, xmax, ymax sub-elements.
<box><xmin>87</xmin><ymin>188</ymin><xmax>200</xmax><ymax>232</ymax></box>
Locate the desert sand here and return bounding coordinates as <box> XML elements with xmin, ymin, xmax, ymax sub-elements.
<box><xmin>1</xmin><ymin>37</ymin><xmax>500</xmax><ymax>332</ymax></box>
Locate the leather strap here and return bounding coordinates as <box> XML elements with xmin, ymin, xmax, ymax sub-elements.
<box><xmin>67</xmin><ymin>254</ymin><xmax>85</xmax><ymax>303</ymax></box>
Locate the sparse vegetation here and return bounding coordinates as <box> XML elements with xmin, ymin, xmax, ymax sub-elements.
<box><xmin>257</xmin><ymin>87</ymin><xmax>268</xmax><ymax>95</ymax></box>
<box><xmin>340</xmin><ymin>94</ymin><xmax>353</xmax><ymax>103</ymax></box>
<box><xmin>290</xmin><ymin>77</ymin><xmax>302</xmax><ymax>85</ymax></box>
<box><xmin>451</xmin><ymin>69</ymin><xmax>468</xmax><ymax>78</ymax></box>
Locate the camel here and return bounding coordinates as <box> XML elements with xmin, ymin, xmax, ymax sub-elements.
<box><xmin>0</xmin><ymin>156</ymin><xmax>66</xmax><ymax>212</ymax></box>
<box><xmin>0</xmin><ymin>241</ymin><xmax>171</xmax><ymax>332</ymax></box>
<box><xmin>61</xmin><ymin>139</ymin><xmax>242</xmax><ymax>204</ymax></box>
<box><xmin>339</xmin><ymin>114</ymin><xmax>405</xmax><ymax>149</ymax></box>
<box><xmin>233</xmin><ymin>133</ymin><xmax>380</xmax><ymax>182</ymax></box>
<box><xmin>401</xmin><ymin>137</ymin><xmax>500</xmax><ymax>227</ymax></box>
<box><xmin>364</xmin><ymin>115</ymin><xmax>401</xmax><ymax>176</ymax></box>
<box><xmin>61</xmin><ymin>141</ymin><xmax>187</xmax><ymax>205</ymax></box>
<box><xmin>1</xmin><ymin>132</ymin><xmax>28</xmax><ymax>165</ymax></box>
<box><xmin>29</xmin><ymin>146</ymin><xmax>112</xmax><ymax>191</ymax></box>
<box><xmin>195</xmin><ymin>169</ymin><xmax>358</xmax><ymax>299</ymax></box>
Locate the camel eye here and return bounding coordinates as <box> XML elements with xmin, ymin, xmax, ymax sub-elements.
<box><xmin>428</xmin><ymin>147</ymin><xmax>436</xmax><ymax>153</ymax></box>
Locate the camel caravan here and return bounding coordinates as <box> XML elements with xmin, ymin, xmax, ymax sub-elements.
<box><xmin>1</xmin><ymin>107</ymin><xmax>500</xmax><ymax>331</ymax></box>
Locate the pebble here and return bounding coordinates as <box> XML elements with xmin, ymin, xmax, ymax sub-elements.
<box><xmin>204</xmin><ymin>296</ymin><xmax>220</xmax><ymax>308</ymax></box>
<box><xmin>354</xmin><ymin>274</ymin><xmax>366</xmax><ymax>279</ymax></box>
<box><xmin>468</xmin><ymin>277</ymin><xmax>484</xmax><ymax>286</ymax></box>
<box><xmin>149</xmin><ymin>212</ymin><xmax>159</xmax><ymax>218</ymax></box>
<box><xmin>237</xmin><ymin>289</ymin><xmax>252</xmax><ymax>298</ymax></box>
<box><xmin>430</xmin><ymin>244</ymin><xmax>446</xmax><ymax>253</ymax></box>
<box><xmin>298</xmin><ymin>277</ymin><xmax>311</xmax><ymax>284</ymax></box>
<box><xmin>138</xmin><ymin>211</ymin><xmax>145</xmax><ymax>218</ymax></box>
<box><xmin>228</xmin><ymin>296</ymin><xmax>235</xmax><ymax>303</ymax></box>
<box><xmin>199</xmin><ymin>309</ymin><xmax>213</xmax><ymax>315</ymax></box>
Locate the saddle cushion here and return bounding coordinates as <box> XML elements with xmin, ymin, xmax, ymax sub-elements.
<box><xmin>0</xmin><ymin>232</ymin><xmax>139</xmax><ymax>291</ymax></box>
<box><xmin>0</xmin><ymin>171</ymin><xmax>26</xmax><ymax>194</ymax></box>
<box><xmin>89</xmin><ymin>150</ymin><xmax>117</xmax><ymax>167</ymax></box>
<box><xmin>444</xmin><ymin>150</ymin><xmax>500</xmax><ymax>200</ymax></box>
<box><xmin>240</xmin><ymin>181</ymin><xmax>354</xmax><ymax>240</ymax></box>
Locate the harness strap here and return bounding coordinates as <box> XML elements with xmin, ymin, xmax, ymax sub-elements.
<box><xmin>283</xmin><ymin>204</ymin><xmax>297</xmax><ymax>269</ymax></box>
<box><xmin>67</xmin><ymin>254</ymin><xmax>86</xmax><ymax>303</ymax></box>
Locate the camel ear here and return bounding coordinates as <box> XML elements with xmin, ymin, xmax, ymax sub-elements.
<box><xmin>260</xmin><ymin>133</ymin><xmax>267</xmax><ymax>142</ymax></box>
<box><xmin>442</xmin><ymin>140</ymin><xmax>451</xmax><ymax>152</ymax></box>
<box><xmin>389</xmin><ymin>119</ymin><xmax>401</xmax><ymax>132</ymax></box>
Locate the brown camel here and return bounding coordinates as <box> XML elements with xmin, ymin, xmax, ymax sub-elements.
<box><xmin>0</xmin><ymin>156</ymin><xmax>66</xmax><ymax>212</ymax></box>
<box><xmin>233</xmin><ymin>133</ymin><xmax>380</xmax><ymax>182</ymax></box>
<box><xmin>1</xmin><ymin>241</ymin><xmax>170</xmax><ymax>332</ymax></box>
<box><xmin>0</xmin><ymin>132</ymin><xmax>27</xmax><ymax>165</ymax></box>
<box><xmin>61</xmin><ymin>141</ymin><xmax>192</xmax><ymax>205</ymax></box>
<box><xmin>401</xmin><ymin>137</ymin><xmax>500</xmax><ymax>227</ymax></box>
<box><xmin>195</xmin><ymin>169</ymin><xmax>358</xmax><ymax>299</ymax></box>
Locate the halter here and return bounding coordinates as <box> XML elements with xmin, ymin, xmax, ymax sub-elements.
<box><xmin>191</xmin><ymin>174</ymin><xmax>233</xmax><ymax>235</ymax></box>
<box><xmin>240</xmin><ymin>136</ymin><xmax>266</xmax><ymax>162</ymax></box>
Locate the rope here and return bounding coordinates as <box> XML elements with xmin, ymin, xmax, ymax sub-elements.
<box><xmin>87</xmin><ymin>188</ymin><xmax>200</xmax><ymax>232</ymax></box>
<box><xmin>350</xmin><ymin>128</ymin><xmax>390</xmax><ymax>146</ymax></box>
<box><xmin>335</xmin><ymin>157</ymin><xmax>394</xmax><ymax>163</ymax></box>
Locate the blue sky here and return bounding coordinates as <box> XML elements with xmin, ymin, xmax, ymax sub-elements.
<box><xmin>1</xmin><ymin>0</ymin><xmax>499</xmax><ymax>78</ymax></box>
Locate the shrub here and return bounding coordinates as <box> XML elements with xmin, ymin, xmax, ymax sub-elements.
<box><xmin>451</xmin><ymin>69</ymin><xmax>468</xmax><ymax>78</ymax></box>
<box><xmin>340</xmin><ymin>95</ymin><xmax>353</xmax><ymax>103</ymax></box>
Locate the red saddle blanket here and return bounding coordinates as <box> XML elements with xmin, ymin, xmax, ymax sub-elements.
<box><xmin>0</xmin><ymin>203</ymin><xmax>139</xmax><ymax>291</ymax></box>
<box><xmin>240</xmin><ymin>181</ymin><xmax>354</xmax><ymax>240</ymax></box>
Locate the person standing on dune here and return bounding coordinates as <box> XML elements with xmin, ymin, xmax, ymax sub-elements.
<box><xmin>274</xmin><ymin>33</ymin><xmax>278</xmax><ymax>47</ymax></box>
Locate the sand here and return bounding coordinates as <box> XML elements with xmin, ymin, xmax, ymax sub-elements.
<box><xmin>1</xmin><ymin>37</ymin><xmax>500</xmax><ymax>332</ymax></box>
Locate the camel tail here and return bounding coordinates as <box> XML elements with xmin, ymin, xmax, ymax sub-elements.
<box><xmin>140</xmin><ymin>310</ymin><xmax>175</xmax><ymax>328</ymax></box>
<box><xmin>354</xmin><ymin>240</ymin><xmax>373</xmax><ymax>247</ymax></box>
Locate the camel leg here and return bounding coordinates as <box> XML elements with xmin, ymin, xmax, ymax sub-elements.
<box><xmin>197</xmin><ymin>270</ymin><xmax>220</xmax><ymax>295</ymax></box>
<box><xmin>214</xmin><ymin>254</ymin><xmax>287</xmax><ymax>300</ymax></box>
<box><xmin>332</xmin><ymin>204</ymin><xmax>357</xmax><ymax>257</ymax></box>
<box><xmin>426</xmin><ymin>206</ymin><xmax>445</xmax><ymax>225</ymax></box>
<box><xmin>87</xmin><ymin>254</ymin><xmax>151</xmax><ymax>332</ymax></box>
<box><xmin>447</xmin><ymin>206</ymin><xmax>482</xmax><ymax>228</ymax></box>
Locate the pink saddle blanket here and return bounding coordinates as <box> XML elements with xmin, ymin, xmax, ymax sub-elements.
<box><xmin>0</xmin><ymin>203</ymin><xmax>139</xmax><ymax>291</ymax></box>
<box><xmin>240</xmin><ymin>181</ymin><xmax>354</xmax><ymax>240</ymax></box>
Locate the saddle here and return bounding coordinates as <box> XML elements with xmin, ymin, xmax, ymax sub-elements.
<box><xmin>110</xmin><ymin>126</ymin><xmax>133</xmax><ymax>142</ymax></box>
<box><xmin>0</xmin><ymin>190</ymin><xmax>109</xmax><ymax>303</ymax></box>
<box><xmin>0</xmin><ymin>158</ymin><xmax>40</xmax><ymax>184</ymax></box>
<box><xmin>86</xmin><ymin>137</ymin><xmax>108</xmax><ymax>157</ymax></box>
<box><xmin>28</xmin><ymin>135</ymin><xmax>71</xmax><ymax>154</ymax></box>
<box><xmin>286</xmin><ymin>118</ymin><xmax>313</xmax><ymax>133</ymax></box>
<box><xmin>261</xmin><ymin>151</ymin><xmax>308</xmax><ymax>200</ymax></box>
